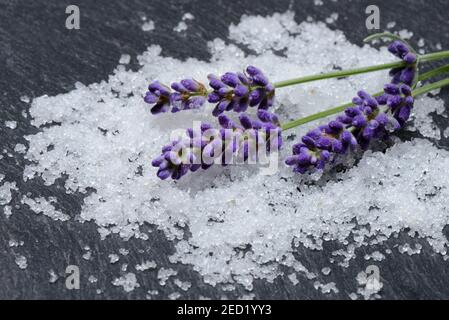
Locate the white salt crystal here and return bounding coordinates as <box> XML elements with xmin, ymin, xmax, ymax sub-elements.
<box><xmin>174</xmin><ymin>279</ymin><xmax>191</xmax><ymax>291</ymax></box>
<box><xmin>0</xmin><ymin>182</ymin><xmax>16</xmax><ymax>205</ymax></box>
<box><xmin>14</xmin><ymin>144</ymin><xmax>27</xmax><ymax>154</ymax></box>
<box><xmin>444</xmin><ymin>127</ymin><xmax>449</xmax><ymax>138</ymax></box>
<box><xmin>119</xmin><ymin>248</ymin><xmax>129</xmax><ymax>256</ymax></box>
<box><xmin>49</xmin><ymin>270</ymin><xmax>59</xmax><ymax>283</ymax></box>
<box><xmin>108</xmin><ymin>254</ymin><xmax>119</xmax><ymax>264</ymax></box>
<box><xmin>82</xmin><ymin>251</ymin><xmax>92</xmax><ymax>260</ymax></box>
<box><xmin>112</xmin><ymin>272</ymin><xmax>140</xmax><ymax>292</ymax></box>
<box><xmin>182</xmin><ymin>13</ymin><xmax>194</xmax><ymax>21</ymax></box>
<box><xmin>141</xmin><ymin>20</ymin><xmax>155</xmax><ymax>32</ymax></box>
<box><xmin>119</xmin><ymin>54</ymin><xmax>131</xmax><ymax>65</ymax></box>
<box><xmin>321</xmin><ymin>267</ymin><xmax>331</xmax><ymax>275</ymax></box>
<box><xmin>168</xmin><ymin>292</ymin><xmax>181</xmax><ymax>300</ymax></box>
<box><xmin>88</xmin><ymin>275</ymin><xmax>98</xmax><ymax>283</ymax></box>
<box><xmin>20</xmin><ymin>95</ymin><xmax>31</xmax><ymax>103</ymax></box>
<box><xmin>135</xmin><ymin>260</ymin><xmax>157</xmax><ymax>271</ymax></box>
<box><xmin>386</xmin><ymin>21</ymin><xmax>396</xmax><ymax>29</ymax></box>
<box><xmin>22</xmin><ymin>196</ymin><xmax>70</xmax><ymax>221</ymax></box>
<box><xmin>15</xmin><ymin>255</ymin><xmax>27</xmax><ymax>269</ymax></box>
<box><xmin>436</xmin><ymin>42</ymin><xmax>442</xmax><ymax>50</ymax></box>
<box><xmin>173</xmin><ymin>21</ymin><xmax>187</xmax><ymax>33</ymax></box>
<box><xmin>288</xmin><ymin>273</ymin><xmax>299</xmax><ymax>285</ymax></box>
<box><xmin>157</xmin><ymin>268</ymin><xmax>177</xmax><ymax>286</ymax></box>
<box><xmin>5</xmin><ymin>121</ymin><xmax>17</xmax><ymax>129</ymax></box>
<box><xmin>418</xmin><ymin>38</ymin><xmax>425</xmax><ymax>47</ymax></box>
<box><xmin>397</xmin><ymin>29</ymin><xmax>413</xmax><ymax>39</ymax></box>
<box><xmin>364</xmin><ymin>251</ymin><xmax>385</xmax><ymax>261</ymax></box>
<box><xmin>325</xmin><ymin>13</ymin><xmax>338</xmax><ymax>24</ymax></box>
<box><xmin>3</xmin><ymin>206</ymin><xmax>12</xmax><ymax>217</ymax></box>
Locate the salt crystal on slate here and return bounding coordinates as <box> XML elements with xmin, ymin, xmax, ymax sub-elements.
<box><xmin>15</xmin><ymin>255</ymin><xmax>28</xmax><ymax>269</ymax></box>
<box><xmin>112</xmin><ymin>273</ymin><xmax>140</xmax><ymax>292</ymax></box>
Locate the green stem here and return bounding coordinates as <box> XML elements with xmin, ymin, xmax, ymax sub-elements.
<box><xmin>273</xmin><ymin>51</ymin><xmax>449</xmax><ymax>89</ymax></box>
<box><xmin>281</xmin><ymin>65</ymin><xmax>449</xmax><ymax>131</ymax></box>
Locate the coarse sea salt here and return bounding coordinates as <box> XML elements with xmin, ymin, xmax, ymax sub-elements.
<box><xmin>11</xmin><ymin>11</ymin><xmax>449</xmax><ymax>296</ymax></box>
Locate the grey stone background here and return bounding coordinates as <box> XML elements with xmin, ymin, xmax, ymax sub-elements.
<box><xmin>1</xmin><ymin>0</ymin><xmax>449</xmax><ymax>299</ymax></box>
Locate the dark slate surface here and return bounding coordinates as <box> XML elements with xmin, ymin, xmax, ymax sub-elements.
<box><xmin>1</xmin><ymin>0</ymin><xmax>449</xmax><ymax>299</ymax></box>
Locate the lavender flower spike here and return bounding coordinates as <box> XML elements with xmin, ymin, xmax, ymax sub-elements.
<box><xmin>286</xmin><ymin>84</ymin><xmax>415</xmax><ymax>174</ymax></box>
<box><xmin>387</xmin><ymin>40</ymin><xmax>418</xmax><ymax>86</ymax></box>
<box><xmin>144</xmin><ymin>79</ymin><xmax>208</xmax><ymax>114</ymax></box>
<box><xmin>152</xmin><ymin>111</ymin><xmax>282</xmax><ymax>180</ymax></box>
<box><xmin>207</xmin><ymin>66</ymin><xmax>275</xmax><ymax>116</ymax></box>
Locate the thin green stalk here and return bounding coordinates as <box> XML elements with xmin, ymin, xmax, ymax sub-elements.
<box><xmin>273</xmin><ymin>50</ymin><xmax>449</xmax><ymax>89</ymax></box>
<box><xmin>281</xmin><ymin>65</ymin><xmax>449</xmax><ymax>131</ymax></box>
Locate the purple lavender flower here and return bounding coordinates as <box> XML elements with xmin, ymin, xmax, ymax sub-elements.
<box><xmin>207</xmin><ymin>66</ymin><xmax>275</xmax><ymax>116</ymax></box>
<box><xmin>388</xmin><ymin>40</ymin><xmax>418</xmax><ymax>86</ymax></box>
<box><xmin>152</xmin><ymin>111</ymin><xmax>282</xmax><ymax>180</ymax></box>
<box><xmin>286</xmin><ymin>84</ymin><xmax>414</xmax><ymax>174</ymax></box>
<box><xmin>144</xmin><ymin>81</ymin><xmax>172</xmax><ymax>114</ymax></box>
<box><xmin>170</xmin><ymin>79</ymin><xmax>208</xmax><ymax>112</ymax></box>
<box><xmin>144</xmin><ymin>79</ymin><xmax>207</xmax><ymax>114</ymax></box>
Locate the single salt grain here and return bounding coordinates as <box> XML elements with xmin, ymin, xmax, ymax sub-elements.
<box><xmin>20</xmin><ymin>95</ymin><xmax>31</xmax><ymax>103</ymax></box>
<box><xmin>168</xmin><ymin>292</ymin><xmax>181</xmax><ymax>300</ymax></box>
<box><xmin>15</xmin><ymin>255</ymin><xmax>28</xmax><ymax>269</ymax></box>
<box><xmin>5</xmin><ymin>121</ymin><xmax>17</xmax><ymax>129</ymax></box>
<box><xmin>49</xmin><ymin>270</ymin><xmax>59</xmax><ymax>283</ymax></box>
<box><xmin>288</xmin><ymin>273</ymin><xmax>299</xmax><ymax>285</ymax></box>
<box><xmin>141</xmin><ymin>20</ymin><xmax>155</xmax><ymax>32</ymax></box>
<box><xmin>112</xmin><ymin>272</ymin><xmax>140</xmax><ymax>292</ymax></box>
<box><xmin>82</xmin><ymin>251</ymin><xmax>92</xmax><ymax>260</ymax></box>
<box><xmin>14</xmin><ymin>144</ymin><xmax>27</xmax><ymax>154</ymax></box>
<box><xmin>119</xmin><ymin>248</ymin><xmax>129</xmax><ymax>256</ymax></box>
<box><xmin>173</xmin><ymin>21</ymin><xmax>187</xmax><ymax>32</ymax></box>
<box><xmin>109</xmin><ymin>254</ymin><xmax>119</xmax><ymax>264</ymax></box>
<box><xmin>386</xmin><ymin>21</ymin><xmax>396</xmax><ymax>29</ymax></box>
<box><xmin>119</xmin><ymin>54</ymin><xmax>131</xmax><ymax>65</ymax></box>
<box><xmin>321</xmin><ymin>267</ymin><xmax>331</xmax><ymax>276</ymax></box>
<box><xmin>88</xmin><ymin>275</ymin><xmax>98</xmax><ymax>283</ymax></box>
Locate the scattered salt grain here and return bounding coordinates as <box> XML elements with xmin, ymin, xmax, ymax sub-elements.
<box><xmin>168</xmin><ymin>292</ymin><xmax>181</xmax><ymax>300</ymax></box>
<box><xmin>174</xmin><ymin>279</ymin><xmax>192</xmax><ymax>291</ymax></box>
<box><xmin>173</xmin><ymin>21</ymin><xmax>187</xmax><ymax>33</ymax></box>
<box><xmin>49</xmin><ymin>270</ymin><xmax>59</xmax><ymax>283</ymax></box>
<box><xmin>112</xmin><ymin>272</ymin><xmax>140</xmax><ymax>292</ymax></box>
<box><xmin>20</xmin><ymin>95</ymin><xmax>31</xmax><ymax>103</ymax></box>
<box><xmin>5</xmin><ymin>121</ymin><xmax>17</xmax><ymax>129</ymax></box>
<box><xmin>108</xmin><ymin>254</ymin><xmax>119</xmax><ymax>264</ymax></box>
<box><xmin>364</xmin><ymin>251</ymin><xmax>385</xmax><ymax>262</ymax></box>
<box><xmin>288</xmin><ymin>273</ymin><xmax>299</xmax><ymax>285</ymax></box>
<box><xmin>15</xmin><ymin>255</ymin><xmax>28</xmax><ymax>269</ymax></box>
<box><xmin>325</xmin><ymin>13</ymin><xmax>338</xmax><ymax>24</ymax></box>
<box><xmin>386</xmin><ymin>21</ymin><xmax>396</xmax><ymax>29</ymax></box>
<box><xmin>397</xmin><ymin>29</ymin><xmax>413</xmax><ymax>40</ymax></box>
<box><xmin>119</xmin><ymin>54</ymin><xmax>131</xmax><ymax>65</ymax></box>
<box><xmin>135</xmin><ymin>260</ymin><xmax>157</xmax><ymax>271</ymax></box>
<box><xmin>119</xmin><ymin>248</ymin><xmax>129</xmax><ymax>256</ymax></box>
<box><xmin>157</xmin><ymin>268</ymin><xmax>177</xmax><ymax>286</ymax></box>
<box><xmin>88</xmin><ymin>275</ymin><xmax>98</xmax><ymax>283</ymax></box>
<box><xmin>321</xmin><ymin>267</ymin><xmax>331</xmax><ymax>276</ymax></box>
<box><xmin>14</xmin><ymin>144</ymin><xmax>27</xmax><ymax>154</ymax></box>
<box><xmin>314</xmin><ymin>281</ymin><xmax>338</xmax><ymax>294</ymax></box>
<box><xmin>0</xmin><ymin>182</ymin><xmax>16</xmax><ymax>205</ymax></box>
<box><xmin>141</xmin><ymin>20</ymin><xmax>155</xmax><ymax>32</ymax></box>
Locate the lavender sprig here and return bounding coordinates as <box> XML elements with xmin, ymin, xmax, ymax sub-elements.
<box><xmin>285</xmin><ymin>83</ymin><xmax>414</xmax><ymax>174</ymax></box>
<box><xmin>207</xmin><ymin>66</ymin><xmax>275</xmax><ymax>116</ymax></box>
<box><xmin>152</xmin><ymin>111</ymin><xmax>282</xmax><ymax>180</ymax></box>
